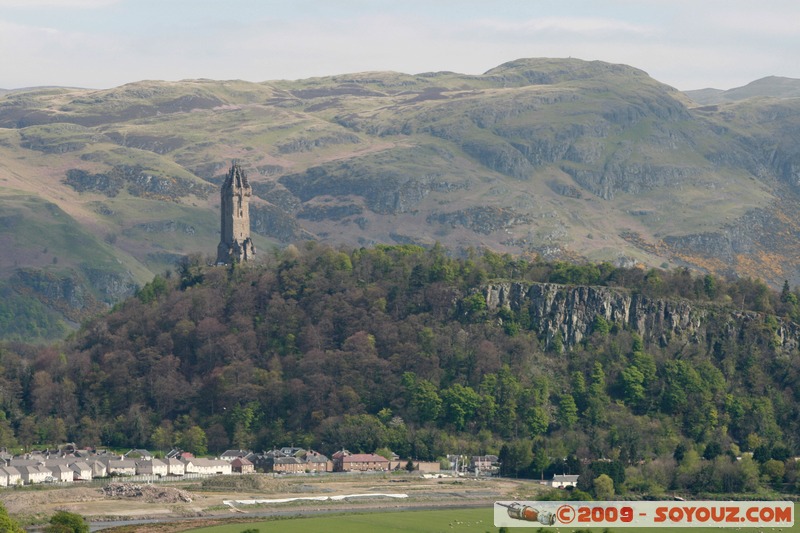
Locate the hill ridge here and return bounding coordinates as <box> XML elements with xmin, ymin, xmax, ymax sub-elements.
<box><xmin>2</xmin><ymin>57</ymin><xmax>800</xmax><ymax>339</ymax></box>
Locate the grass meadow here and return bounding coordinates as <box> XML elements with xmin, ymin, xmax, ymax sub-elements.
<box><xmin>187</xmin><ymin>505</ymin><xmax>799</xmax><ymax>533</ymax></box>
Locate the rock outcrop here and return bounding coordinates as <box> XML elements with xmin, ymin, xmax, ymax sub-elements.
<box><xmin>483</xmin><ymin>281</ymin><xmax>800</xmax><ymax>352</ymax></box>
<box><xmin>64</xmin><ymin>165</ymin><xmax>213</xmax><ymax>200</ymax></box>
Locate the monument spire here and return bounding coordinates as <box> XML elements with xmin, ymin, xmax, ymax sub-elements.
<box><xmin>216</xmin><ymin>161</ymin><xmax>255</xmax><ymax>264</ymax></box>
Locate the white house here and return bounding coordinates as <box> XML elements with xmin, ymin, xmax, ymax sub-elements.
<box><xmin>136</xmin><ymin>458</ymin><xmax>168</xmax><ymax>476</ymax></box>
<box><xmin>165</xmin><ymin>458</ymin><xmax>185</xmax><ymax>476</ymax></box>
<box><xmin>220</xmin><ymin>449</ymin><xmax>250</xmax><ymax>462</ymax></box>
<box><xmin>105</xmin><ymin>459</ymin><xmax>137</xmax><ymax>476</ymax></box>
<box><xmin>183</xmin><ymin>458</ymin><xmax>231</xmax><ymax>475</ymax></box>
<box><xmin>70</xmin><ymin>462</ymin><xmax>93</xmax><ymax>481</ymax></box>
<box><xmin>0</xmin><ymin>466</ymin><xmax>21</xmax><ymax>487</ymax></box>
<box><xmin>180</xmin><ymin>458</ymin><xmax>196</xmax><ymax>473</ymax></box>
<box><xmin>48</xmin><ymin>464</ymin><xmax>74</xmax><ymax>483</ymax></box>
<box><xmin>549</xmin><ymin>474</ymin><xmax>579</xmax><ymax>488</ymax></box>
<box><xmin>211</xmin><ymin>459</ymin><xmax>232</xmax><ymax>475</ymax></box>
<box><xmin>86</xmin><ymin>459</ymin><xmax>107</xmax><ymax>478</ymax></box>
<box><xmin>20</xmin><ymin>465</ymin><xmax>51</xmax><ymax>485</ymax></box>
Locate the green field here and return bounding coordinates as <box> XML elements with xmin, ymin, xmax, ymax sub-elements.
<box><xmin>188</xmin><ymin>506</ymin><xmax>799</xmax><ymax>533</ymax></box>
<box><xmin>189</xmin><ymin>508</ymin><xmax>492</xmax><ymax>533</ymax></box>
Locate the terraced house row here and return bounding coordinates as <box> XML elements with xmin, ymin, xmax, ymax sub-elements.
<box><xmin>0</xmin><ymin>447</ymin><xmax>239</xmax><ymax>486</ymax></box>
<box><xmin>0</xmin><ymin>444</ymin><xmax>444</xmax><ymax>486</ymax></box>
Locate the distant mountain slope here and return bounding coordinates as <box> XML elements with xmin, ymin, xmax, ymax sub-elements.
<box><xmin>3</xmin><ymin>58</ymin><xmax>800</xmax><ymax>339</ymax></box>
<box><xmin>685</xmin><ymin>76</ymin><xmax>800</xmax><ymax>105</ymax></box>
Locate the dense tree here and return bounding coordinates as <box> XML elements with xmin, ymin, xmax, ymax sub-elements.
<box><xmin>179</xmin><ymin>425</ymin><xmax>208</xmax><ymax>456</ymax></box>
<box><xmin>557</xmin><ymin>394</ymin><xmax>579</xmax><ymax>429</ymax></box>
<box><xmin>45</xmin><ymin>511</ymin><xmax>88</xmax><ymax>533</ymax></box>
<box><xmin>403</xmin><ymin>374</ymin><xmax>443</xmax><ymax>423</ymax></box>
<box><xmin>441</xmin><ymin>384</ymin><xmax>480</xmax><ymax>430</ymax></box>
<box><xmin>620</xmin><ymin>366</ymin><xmax>646</xmax><ymax>410</ymax></box>
<box><xmin>499</xmin><ymin>439</ymin><xmax>533</xmax><ymax>477</ymax></box>
<box><xmin>0</xmin><ymin>243</ymin><xmax>796</xmax><ymax>498</ymax></box>
<box><xmin>150</xmin><ymin>421</ymin><xmax>175</xmax><ymax>452</ymax></box>
<box><xmin>0</xmin><ymin>502</ymin><xmax>23</xmax><ymax>533</ymax></box>
<box><xmin>593</xmin><ymin>474</ymin><xmax>615</xmax><ymax>499</ymax></box>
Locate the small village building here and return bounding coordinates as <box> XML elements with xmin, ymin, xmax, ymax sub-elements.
<box><xmin>247</xmin><ymin>453</ymin><xmax>271</xmax><ymax>473</ymax></box>
<box><xmin>220</xmin><ymin>449</ymin><xmax>250</xmax><ymax>462</ymax></box>
<box><xmin>549</xmin><ymin>474</ymin><xmax>580</xmax><ymax>488</ymax></box>
<box><xmin>70</xmin><ymin>462</ymin><xmax>93</xmax><ymax>481</ymax></box>
<box><xmin>445</xmin><ymin>454</ymin><xmax>460</xmax><ymax>471</ymax></box>
<box><xmin>280</xmin><ymin>446</ymin><xmax>304</xmax><ymax>456</ymax></box>
<box><xmin>302</xmin><ymin>450</ymin><xmax>332</xmax><ymax>473</ymax></box>
<box><xmin>231</xmin><ymin>457</ymin><xmax>256</xmax><ymax>474</ymax></box>
<box><xmin>20</xmin><ymin>465</ymin><xmax>51</xmax><ymax>485</ymax></box>
<box><xmin>105</xmin><ymin>459</ymin><xmax>137</xmax><ymax>476</ymax></box>
<box><xmin>136</xmin><ymin>458</ymin><xmax>168</xmax><ymax>476</ymax></box>
<box><xmin>272</xmin><ymin>456</ymin><xmax>304</xmax><ymax>474</ymax></box>
<box><xmin>183</xmin><ymin>458</ymin><xmax>231</xmax><ymax>475</ymax></box>
<box><xmin>49</xmin><ymin>464</ymin><xmax>74</xmax><ymax>483</ymax></box>
<box><xmin>231</xmin><ymin>457</ymin><xmax>254</xmax><ymax>474</ymax></box>
<box><xmin>209</xmin><ymin>459</ymin><xmax>232</xmax><ymax>475</ymax></box>
<box><xmin>470</xmin><ymin>455</ymin><xmax>500</xmax><ymax>473</ymax></box>
<box><xmin>0</xmin><ymin>466</ymin><xmax>21</xmax><ymax>487</ymax></box>
<box><xmin>332</xmin><ymin>450</ymin><xmax>390</xmax><ymax>472</ymax></box>
<box><xmin>165</xmin><ymin>458</ymin><xmax>185</xmax><ymax>476</ymax></box>
<box><xmin>262</xmin><ymin>449</ymin><xmax>283</xmax><ymax>472</ymax></box>
<box><xmin>244</xmin><ymin>452</ymin><xmax>264</xmax><ymax>472</ymax></box>
<box><xmin>86</xmin><ymin>459</ymin><xmax>107</xmax><ymax>478</ymax></box>
<box><xmin>180</xmin><ymin>458</ymin><xmax>196</xmax><ymax>473</ymax></box>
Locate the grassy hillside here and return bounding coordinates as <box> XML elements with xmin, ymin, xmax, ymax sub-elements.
<box><xmin>2</xmin><ymin>58</ymin><xmax>800</xmax><ymax>339</ymax></box>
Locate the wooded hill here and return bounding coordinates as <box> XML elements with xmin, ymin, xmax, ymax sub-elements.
<box><xmin>1</xmin><ymin>243</ymin><xmax>799</xmax><ymax>495</ymax></box>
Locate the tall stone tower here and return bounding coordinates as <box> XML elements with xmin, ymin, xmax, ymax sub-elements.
<box><xmin>216</xmin><ymin>162</ymin><xmax>256</xmax><ymax>265</ymax></box>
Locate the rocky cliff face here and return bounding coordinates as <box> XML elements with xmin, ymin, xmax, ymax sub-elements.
<box><xmin>483</xmin><ymin>281</ymin><xmax>800</xmax><ymax>352</ymax></box>
<box><xmin>64</xmin><ymin>164</ymin><xmax>214</xmax><ymax>200</ymax></box>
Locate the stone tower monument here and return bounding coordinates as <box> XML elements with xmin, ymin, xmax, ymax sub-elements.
<box><xmin>216</xmin><ymin>162</ymin><xmax>256</xmax><ymax>265</ymax></box>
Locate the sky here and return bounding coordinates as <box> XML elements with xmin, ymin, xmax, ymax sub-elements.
<box><xmin>1</xmin><ymin>0</ymin><xmax>798</xmax><ymax>91</ymax></box>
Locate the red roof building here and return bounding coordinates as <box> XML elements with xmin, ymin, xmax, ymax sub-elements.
<box><xmin>332</xmin><ymin>450</ymin><xmax>390</xmax><ymax>472</ymax></box>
